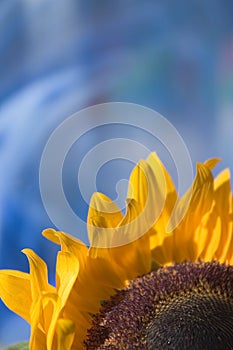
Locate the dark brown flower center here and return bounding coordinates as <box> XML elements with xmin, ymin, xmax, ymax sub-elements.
<box><xmin>84</xmin><ymin>262</ymin><xmax>233</xmax><ymax>349</ymax></box>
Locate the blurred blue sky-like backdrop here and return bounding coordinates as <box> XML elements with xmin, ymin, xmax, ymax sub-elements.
<box><xmin>1</xmin><ymin>0</ymin><xmax>233</xmax><ymax>346</ymax></box>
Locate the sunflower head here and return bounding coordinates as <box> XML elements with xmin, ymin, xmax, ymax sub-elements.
<box><xmin>85</xmin><ymin>261</ymin><xmax>233</xmax><ymax>349</ymax></box>
<box><xmin>0</xmin><ymin>152</ymin><xmax>232</xmax><ymax>349</ymax></box>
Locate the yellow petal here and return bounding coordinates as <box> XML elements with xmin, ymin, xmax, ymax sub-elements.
<box><xmin>185</xmin><ymin>162</ymin><xmax>214</xmax><ymax>224</ymax></box>
<box><xmin>148</xmin><ymin>153</ymin><xmax>177</xmax><ymax>251</ymax></box>
<box><xmin>151</xmin><ymin>234</ymin><xmax>174</xmax><ymax>266</ymax></box>
<box><xmin>192</xmin><ymin>212</ymin><xmax>211</xmax><ymax>260</ymax></box>
<box><xmin>30</xmin><ymin>291</ymin><xmax>61</xmax><ymax>350</ymax></box>
<box><xmin>56</xmin><ymin>251</ymin><xmax>79</xmax><ymax>307</ymax></box>
<box><xmin>204</xmin><ymin>158</ymin><xmax>221</xmax><ymax>170</ymax></box>
<box><xmin>56</xmin><ymin>319</ymin><xmax>75</xmax><ymax>350</ymax></box>
<box><xmin>147</xmin><ymin>152</ymin><xmax>177</xmax><ymax>204</ymax></box>
<box><xmin>122</xmin><ymin>159</ymin><xmax>166</xmax><ymax>246</ymax></box>
<box><xmin>214</xmin><ymin>169</ymin><xmax>231</xmax><ymax>217</ymax></box>
<box><xmin>29</xmin><ymin>294</ymin><xmax>47</xmax><ymax>350</ymax></box>
<box><xmin>116</xmin><ymin>199</ymin><xmax>152</xmax><ymax>278</ymax></box>
<box><xmin>64</xmin><ymin>255</ymin><xmax>124</xmax><ymax>319</ymax></box>
<box><xmin>226</xmin><ymin>219</ymin><xmax>233</xmax><ymax>264</ymax></box>
<box><xmin>43</xmin><ymin>293</ymin><xmax>61</xmax><ymax>350</ymax></box>
<box><xmin>127</xmin><ymin>158</ymin><xmax>166</xmax><ymax>224</ymax></box>
<box><xmin>89</xmin><ymin>198</ymin><xmax>151</xmax><ymax>279</ymax></box>
<box><xmin>43</xmin><ymin>229</ymin><xmax>88</xmax><ymax>267</ymax></box>
<box><xmin>201</xmin><ymin>216</ymin><xmax>222</xmax><ymax>261</ymax></box>
<box><xmin>0</xmin><ymin>270</ymin><xmax>31</xmax><ymax>322</ymax></box>
<box><xmin>173</xmin><ymin>162</ymin><xmax>214</xmax><ymax>261</ymax></box>
<box><xmin>30</xmin><ymin>327</ymin><xmax>47</xmax><ymax>350</ymax></box>
<box><xmin>22</xmin><ymin>249</ymin><xmax>55</xmax><ymax>300</ymax></box>
<box><xmin>88</xmin><ymin>192</ymin><xmax>124</xmax><ymax>248</ymax></box>
<box><xmin>88</xmin><ymin>192</ymin><xmax>123</xmax><ymax>227</ymax></box>
<box><xmin>89</xmin><ymin>157</ymin><xmax>166</xmax><ymax>276</ymax></box>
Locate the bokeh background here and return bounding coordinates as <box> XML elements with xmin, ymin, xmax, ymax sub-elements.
<box><xmin>1</xmin><ymin>0</ymin><xmax>233</xmax><ymax>346</ymax></box>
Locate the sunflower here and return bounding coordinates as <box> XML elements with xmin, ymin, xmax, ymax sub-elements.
<box><xmin>1</xmin><ymin>152</ymin><xmax>233</xmax><ymax>349</ymax></box>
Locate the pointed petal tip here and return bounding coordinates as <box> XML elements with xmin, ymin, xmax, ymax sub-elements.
<box><xmin>42</xmin><ymin>228</ymin><xmax>62</xmax><ymax>245</ymax></box>
<box><xmin>204</xmin><ymin>158</ymin><xmax>221</xmax><ymax>170</ymax></box>
<box><xmin>21</xmin><ymin>248</ymin><xmax>34</xmax><ymax>257</ymax></box>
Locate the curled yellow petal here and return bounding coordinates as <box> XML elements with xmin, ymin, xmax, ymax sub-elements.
<box><xmin>88</xmin><ymin>192</ymin><xmax>124</xmax><ymax>249</ymax></box>
<box><xmin>43</xmin><ymin>229</ymin><xmax>87</xmax><ymax>266</ymax></box>
<box><xmin>22</xmin><ymin>249</ymin><xmax>55</xmax><ymax>299</ymax></box>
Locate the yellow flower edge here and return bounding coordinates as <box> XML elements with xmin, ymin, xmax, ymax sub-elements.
<box><xmin>0</xmin><ymin>152</ymin><xmax>232</xmax><ymax>349</ymax></box>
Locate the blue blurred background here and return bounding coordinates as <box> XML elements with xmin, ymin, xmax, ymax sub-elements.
<box><xmin>1</xmin><ymin>0</ymin><xmax>233</xmax><ymax>346</ymax></box>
